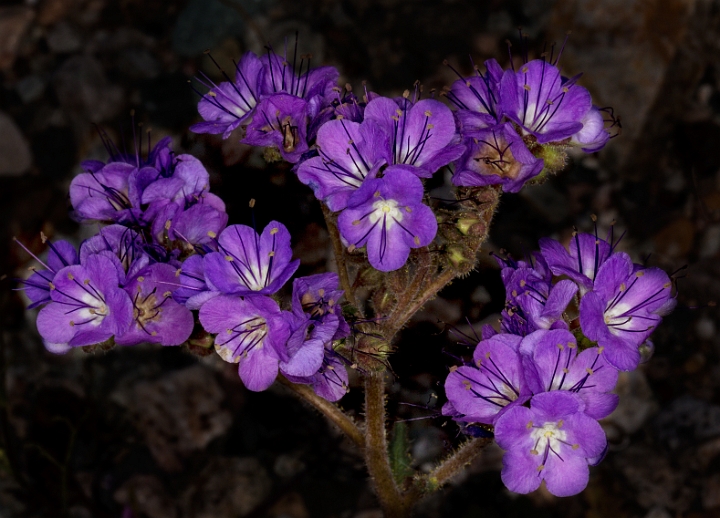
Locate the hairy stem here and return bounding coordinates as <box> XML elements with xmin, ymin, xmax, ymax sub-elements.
<box><xmin>278</xmin><ymin>376</ymin><xmax>364</xmax><ymax>449</ymax></box>
<box><xmin>364</xmin><ymin>372</ymin><xmax>407</xmax><ymax>517</ymax></box>
<box><xmin>408</xmin><ymin>437</ymin><xmax>492</xmax><ymax>503</ymax></box>
<box><xmin>385</xmin><ymin>267</ymin><xmax>457</xmax><ymax>336</ymax></box>
<box><xmin>322</xmin><ymin>204</ymin><xmax>360</xmax><ymax>313</ymax></box>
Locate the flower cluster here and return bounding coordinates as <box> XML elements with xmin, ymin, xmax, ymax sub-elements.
<box><xmin>21</xmin><ymin>136</ymin><xmax>352</xmax><ymax>401</ymax></box>
<box><xmin>447</xmin><ymin>55</ymin><xmax>615</xmax><ymax>192</ymax></box>
<box><xmin>443</xmin><ymin>229</ymin><xmax>675</xmax><ymax>496</ymax></box>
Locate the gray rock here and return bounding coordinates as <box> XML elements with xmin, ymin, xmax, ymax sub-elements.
<box><xmin>0</xmin><ymin>6</ymin><xmax>35</xmax><ymax>70</ymax></box>
<box><xmin>0</xmin><ymin>112</ymin><xmax>32</xmax><ymax>176</ymax></box>
<box><xmin>46</xmin><ymin>21</ymin><xmax>82</xmax><ymax>53</ymax></box>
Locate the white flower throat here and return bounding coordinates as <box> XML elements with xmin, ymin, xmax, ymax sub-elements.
<box><xmin>369</xmin><ymin>199</ymin><xmax>403</xmax><ymax>229</ymax></box>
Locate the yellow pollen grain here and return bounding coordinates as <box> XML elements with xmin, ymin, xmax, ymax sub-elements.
<box><xmin>526</xmin><ymin>421</ymin><xmax>533</xmax><ymax>429</ymax></box>
<box><xmin>546</xmin><ymin>99</ymin><xmax>553</xmax><ymax>105</ymax></box>
<box><xmin>427</xmin><ymin>123</ymin><xmax>434</xmax><ymax>129</ymax></box>
<box><xmin>151</xmin><ymin>331</ymin><xmax>158</xmax><ymax>336</ymax></box>
<box><xmin>137</xmin><ymin>276</ymin><xmax>145</xmax><ymax>283</ymax></box>
<box><xmin>572</xmin><ymin>444</ymin><xmax>580</xmax><ymax>450</ymax></box>
<box><xmin>537</xmin><ymin>465</ymin><xmax>545</xmax><ymax>472</ymax></box>
<box><xmin>519</xmin><ymin>280</ymin><xmax>526</xmax><ymax>287</ymax></box>
<box><xmin>67</xmin><ymin>273</ymin><xmax>74</xmax><ymax>280</ymax></box>
<box><xmin>530</xmin><ymin>449</ymin><xmax>539</xmax><ymax>455</ymax></box>
<box><xmin>568</xmin><ymin>342</ymin><xmax>576</xmax><ymax>348</ymax></box>
<box><xmin>563</xmin><ymin>368</ymin><xmax>569</xmax><ymax>374</ymax></box>
<box><xmin>374</xmin><ymin>191</ymin><xmax>381</xmax><ymax>197</ymax></box>
<box><xmin>544</xmin><ymin>431</ymin><xmax>554</xmax><ymax>438</ymax></box>
<box><xmin>562</xmin><ymin>87</ymin><xmax>569</xmax><ymax>93</ymax></box>
<box><xmin>268</xmin><ymin>251</ymin><xmax>275</xmax><ymax>257</ymax></box>
<box><xmin>208</xmin><ymin>91</ymin><xmax>216</xmax><ymax>97</ymax></box>
<box><xmin>395</xmin><ymin>109</ymin><xmax>403</xmax><ymax>116</ymax></box>
<box><xmin>449</xmin><ymin>365</ymin><xmax>458</xmax><ymax>372</ymax></box>
<box><xmin>382</xmin><ymin>206</ymin><xmax>390</xmax><ymax>213</ymax></box>
<box><xmin>512</xmin><ymin>290</ymin><xmax>518</xmax><ymax>297</ymax></box>
<box><xmin>636</xmin><ymin>271</ymin><xmax>645</xmax><ymax>277</ymax></box>
<box><xmin>69</xmin><ymin>320</ymin><xmax>76</xmax><ymax>326</ymax></box>
<box><xmin>598</xmin><ymin>346</ymin><xmax>605</xmax><ymax>354</ymax></box>
<box><xmin>207</xmin><ymin>231</ymin><xmax>217</xmax><ymax>238</ymax></box>
<box><xmin>49</xmin><ymin>282</ymin><xmax>55</xmax><ymax>290</ymax></box>
<box><xmin>462</xmin><ymin>380</ymin><xmax>472</xmax><ymax>390</ymax></box>
<box><xmin>523</xmin><ymin>84</ymin><xmax>531</xmax><ymax>91</ymax></box>
<box><xmin>557</xmin><ymin>343</ymin><xmax>564</xmax><ymax>350</ymax></box>
<box><xmin>225</xmin><ymin>256</ymin><xmax>233</xmax><ymax>261</ymax></box>
<box><xmin>163</xmin><ymin>291</ymin><xmax>172</xmax><ymax>298</ymax></box>
<box><xmin>347</xmin><ymin>139</ymin><xmax>354</xmax><ymax>145</ymax></box>
<box><xmin>175</xmin><ymin>269</ymin><xmax>182</xmax><ymax>277</ymax></box>
<box><xmin>405</xmin><ymin>206</ymin><xmax>412</xmax><ymax>212</ymax></box>
<box><xmin>664</xmin><ymin>282</ymin><xmax>671</xmax><ymax>289</ymax></box>
<box><xmin>424</xmin><ymin>110</ymin><xmax>432</xmax><ymax>117</ymax></box>
<box><xmin>485</xmin><ymin>352</ymin><xmax>491</xmax><ymax>359</ymax></box>
<box><xmin>270</xmin><ymin>227</ymin><xmax>279</xmax><ymax>235</ymax></box>
<box><xmin>557</xmin><ymin>419</ymin><xmax>564</xmax><ymax>428</ymax></box>
<box><xmin>83</xmin><ymin>279</ymin><xmax>90</xmax><ymax>285</ymax></box>
<box><xmin>619</xmin><ymin>283</ymin><xmax>626</xmax><ymax>291</ymax></box>
<box><xmin>475</xmin><ymin>359</ymin><xmax>482</xmax><ymax>367</ymax></box>
<box><xmin>586</xmin><ymin>367</ymin><xmax>594</xmax><ymax>375</ymax></box>
<box><xmin>414</xmin><ymin>236</ymin><xmax>420</xmax><ymax>245</ymax></box>
<box><xmin>165</xmin><ymin>220</ymin><xmax>172</xmax><ymax>230</ymax></box>
<box><xmin>226</xmin><ymin>329</ymin><xmax>232</xmax><ymax>334</ymax></box>
<box><xmin>352</xmin><ymin>220</ymin><xmax>361</xmax><ymax>226</ymax></box>
<box><xmin>521</xmin><ymin>66</ymin><xmax>528</xmax><ymax>73</ymax></box>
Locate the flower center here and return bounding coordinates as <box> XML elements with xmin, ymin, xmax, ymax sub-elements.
<box><xmin>529</xmin><ymin>421</ymin><xmax>567</xmax><ymax>455</ymax></box>
<box><xmin>369</xmin><ymin>199</ymin><xmax>402</xmax><ymax>229</ymax></box>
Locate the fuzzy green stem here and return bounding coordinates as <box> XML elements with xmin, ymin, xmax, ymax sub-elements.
<box><xmin>322</xmin><ymin>204</ymin><xmax>360</xmax><ymax>312</ymax></box>
<box><xmin>278</xmin><ymin>376</ymin><xmax>364</xmax><ymax>449</ymax></box>
<box><xmin>408</xmin><ymin>437</ymin><xmax>492</xmax><ymax>503</ymax></box>
<box><xmin>364</xmin><ymin>372</ymin><xmax>407</xmax><ymax>517</ymax></box>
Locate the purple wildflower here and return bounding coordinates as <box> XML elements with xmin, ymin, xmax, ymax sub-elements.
<box><xmin>203</xmin><ymin>221</ymin><xmax>300</xmax><ymax>296</ymax></box>
<box><xmin>199</xmin><ymin>294</ymin><xmax>291</xmax><ymax>391</ymax></box>
<box><xmin>570</xmin><ymin>105</ymin><xmax>611</xmax><ymax>153</ymax></box>
<box><xmin>518</xmin><ymin>329</ymin><xmax>619</xmax><ymax>419</ymax></box>
<box><xmin>295</xmin><ymin>118</ymin><xmax>390</xmax><ymax>211</ymax></box>
<box><xmin>539</xmin><ymin>232</ymin><xmax>613</xmax><ymax>295</ymax></box>
<box><xmin>500</xmin><ymin>59</ymin><xmax>592</xmax><ymax>144</ymax></box>
<box><xmin>452</xmin><ymin>122</ymin><xmax>544</xmax><ymax>192</ymax></box>
<box><xmin>243</xmin><ymin>93</ymin><xmax>309</xmax><ymax>163</ymax></box>
<box><xmin>446</xmin><ymin>58</ymin><xmax>504</xmax><ymax>131</ymax></box>
<box><xmin>363</xmin><ymin>97</ymin><xmax>464</xmax><ymax>177</ymax></box>
<box><xmin>443</xmin><ymin>334</ymin><xmax>529</xmax><ymax>425</ymax></box>
<box><xmin>172</xmin><ymin>254</ymin><xmax>219</xmax><ymax>310</ymax></box>
<box><xmin>337</xmin><ymin>165</ymin><xmax>437</xmax><ymax>272</ymax></box>
<box><xmin>494</xmin><ymin>391</ymin><xmax>606</xmax><ymax>497</ymax></box>
<box><xmin>284</xmin><ymin>348</ymin><xmax>350</xmax><ymax>401</ymax></box>
<box><xmin>115</xmin><ymin>264</ymin><xmax>194</xmax><ymax>346</ymax></box>
<box><xmin>191</xmin><ymin>52</ymin><xmax>264</xmax><ymax>138</ymax></box>
<box><xmin>579</xmin><ymin>253</ymin><xmax>675</xmax><ymax>371</ymax></box>
<box><xmin>36</xmin><ymin>253</ymin><xmax>133</xmax><ymax>349</ymax></box>
<box><xmin>16</xmin><ymin>238</ymin><xmax>79</xmax><ymax>309</ymax></box>
<box><xmin>260</xmin><ymin>47</ymin><xmax>339</xmax><ymax>101</ymax></box>
<box><xmin>69</xmin><ymin>162</ymin><xmax>140</xmax><ymax>224</ymax></box>
<box><xmin>79</xmin><ymin>225</ymin><xmax>151</xmax><ymax>283</ymax></box>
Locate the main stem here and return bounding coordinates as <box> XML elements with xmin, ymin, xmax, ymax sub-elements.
<box><xmin>364</xmin><ymin>371</ymin><xmax>407</xmax><ymax>517</ymax></box>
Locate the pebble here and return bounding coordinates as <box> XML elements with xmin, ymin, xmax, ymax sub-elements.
<box><xmin>0</xmin><ymin>112</ymin><xmax>32</xmax><ymax>176</ymax></box>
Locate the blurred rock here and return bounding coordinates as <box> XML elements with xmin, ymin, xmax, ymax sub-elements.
<box><xmin>274</xmin><ymin>453</ymin><xmax>306</xmax><ymax>479</ymax></box>
<box><xmin>52</xmin><ymin>55</ymin><xmax>123</xmax><ymax>125</ymax></box>
<box><xmin>114</xmin><ymin>475</ymin><xmax>178</xmax><ymax>518</ymax></box>
<box><xmin>172</xmin><ymin>0</ymin><xmax>246</xmax><ymax>57</ymax></box>
<box><xmin>111</xmin><ymin>365</ymin><xmax>232</xmax><ymax>471</ymax></box>
<box><xmin>0</xmin><ymin>6</ymin><xmax>35</xmax><ymax>70</ymax></box>
<box><xmin>181</xmin><ymin>457</ymin><xmax>271</xmax><ymax>517</ymax></box>
<box><xmin>644</xmin><ymin>506</ymin><xmax>672</xmax><ymax>518</ymax></box>
<box><xmin>701</xmin><ymin>473</ymin><xmax>720</xmax><ymax>509</ymax></box>
<box><xmin>38</xmin><ymin>0</ymin><xmax>78</xmax><ymax>26</ymax></box>
<box><xmin>46</xmin><ymin>21</ymin><xmax>82</xmax><ymax>53</ymax></box>
<box><xmin>550</xmin><ymin>0</ymin><xmax>697</xmax><ymax>168</ymax></box>
<box><xmin>268</xmin><ymin>492</ymin><xmax>309</xmax><ymax>518</ymax></box>
<box><xmin>606</xmin><ymin>369</ymin><xmax>658</xmax><ymax>438</ymax></box>
<box><xmin>0</xmin><ymin>112</ymin><xmax>32</xmax><ymax>176</ymax></box>
<box><xmin>654</xmin><ymin>396</ymin><xmax>720</xmax><ymax>450</ymax></box>
<box><xmin>15</xmin><ymin>75</ymin><xmax>45</xmax><ymax>104</ymax></box>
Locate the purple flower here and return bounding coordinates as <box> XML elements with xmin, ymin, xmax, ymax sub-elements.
<box><xmin>494</xmin><ymin>391</ymin><xmax>606</xmax><ymax>496</ymax></box>
<box><xmin>260</xmin><ymin>49</ymin><xmax>339</xmax><ymax>102</ymax></box>
<box><xmin>36</xmin><ymin>253</ymin><xmax>133</xmax><ymax>349</ymax></box>
<box><xmin>452</xmin><ymin>123</ymin><xmax>544</xmax><ymax>192</ymax></box>
<box><xmin>243</xmin><ymin>94</ymin><xmax>309</xmax><ymax>163</ymax></box>
<box><xmin>172</xmin><ymin>254</ymin><xmax>219</xmax><ymax>310</ymax></box>
<box><xmin>150</xmin><ymin>202</ymin><xmax>228</xmax><ymax>254</ymax></box>
<box><xmin>191</xmin><ymin>52</ymin><xmax>264</xmax><ymax>138</ymax></box>
<box><xmin>69</xmin><ymin>162</ymin><xmax>141</xmax><ymax>224</ymax></box>
<box><xmin>17</xmin><ymin>239</ymin><xmax>79</xmax><ymax>309</ymax></box>
<box><xmin>579</xmin><ymin>253</ymin><xmax>675</xmax><ymax>371</ymax></box>
<box><xmin>539</xmin><ymin>232</ymin><xmax>613</xmax><ymax>295</ymax></box>
<box><xmin>291</xmin><ymin>273</ymin><xmax>349</xmax><ymax>337</ymax></box>
<box><xmin>79</xmin><ymin>225</ymin><xmax>151</xmax><ymax>283</ymax></box>
<box><xmin>295</xmin><ymin>118</ymin><xmax>390</xmax><ymax>211</ymax></box>
<box><xmin>500</xmin><ymin>267</ymin><xmax>577</xmax><ymax>336</ymax></box>
<box><xmin>199</xmin><ymin>294</ymin><xmax>291</xmax><ymax>391</ymax></box>
<box><xmin>115</xmin><ymin>264</ymin><xmax>194</xmax><ymax>346</ymax></box>
<box><xmin>364</xmin><ymin>97</ymin><xmax>464</xmax><ymax>177</ymax></box>
<box><xmin>443</xmin><ymin>334</ymin><xmax>529</xmax><ymax>425</ymax></box>
<box><xmin>337</xmin><ymin>166</ymin><xmax>437</xmax><ymax>272</ymax></box>
<box><xmin>518</xmin><ymin>329</ymin><xmax>619</xmax><ymax>419</ymax></box>
<box><xmin>285</xmin><ymin>348</ymin><xmax>350</xmax><ymax>402</ymax></box>
<box><xmin>203</xmin><ymin>221</ymin><xmax>300</xmax><ymax>296</ymax></box>
<box><xmin>500</xmin><ymin>60</ymin><xmax>592</xmax><ymax>144</ymax></box>
<box><xmin>570</xmin><ymin>105</ymin><xmax>611</xmax><ymax>153</ymax></box>
<box><xmin>446</xmin><ymin>58</ymin><xmax>504</xmax><ymax>131</ymax></box>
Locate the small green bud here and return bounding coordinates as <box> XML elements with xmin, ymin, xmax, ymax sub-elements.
<box><xmin>263</xmin><ymin>146</ymin><xmax>283</xmax><ymax>163</ymax></box>
<box><xmin>456</xmin><ymin>217</ymin><xmax>485</xmax><ymax>237</ymax></box>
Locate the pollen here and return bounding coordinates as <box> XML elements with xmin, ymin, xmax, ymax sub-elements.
<box><xmin>546</xmin><ymin>99</ymin><xmax>554</xmax><ymax>105</ymax></box>
<box><xmin>318</xmin><ymin>289</ymin><xmax>325</xmax><ymax>297</ymax></box>
<box><xmin>526</xmin><ymin>421</ymin><xmax>533</xmax><ymax>429</ymax></box>
<box><xmin>557</xmin><ymin>419</ymin><xmax>564</xmax><ymax>428</ymax></box>
<box><xmin>137</xmin><ymin>276</ymin><xmax>145</xmax><ymax>283</ymax></box>
<box><xmin>67</xmin><ymin>273</ymin><xmax>74</xmax><ymax>280</ymax></box>
<box><xmin>537</xmin><ymin>464</ymin><xmax>545</xmax><ymax>471</ymax></box>
<box><xmin>226</xmin><ymin>329</ymin><xmax>232</xmax><ymax>334</ymax></box>
<box><xmin>424</xmin><ymin>110</ymin><xmax>432</xmax><ymax>117</ymax></box>
<box><xmin>519</xmin><ymin>280</ymin><xmax>526</xmax><ymax>287</ymax></box>
<box><xmin>619</xmin><ymin>283</ymin><xmax>626</xmax><ymax>291</ymax></box>
<box><xmin>530</xmin><ymin>449</ymin><xmax>539</xmax><ymax>455</ymax></box>
<box><xmin>586</xmin><ymin>367</ymin><xmax>594</xmax><ymax>375</ymax></box>
<box><xmin>374</xmin><ymin>191</ymin><xmax>381</xmax><ymax>197</ymax></box>
<box><xmin>557</xmin><ymin>343</ymin><xmax>564</xmax><ymax>350</ymax></box>
<box><xmin>165</xmin><ymin>220</ymin><xmax>172</xmax><ymax>230</ymax></box>
<box><xmin>69</xmin><ymin>321</ymin><xmax>75</xmax><ymax>326</ymax></box>
<box><xmin>163</xmin><ymin>291</ymin><xmax>172</xmax><ymax>298</ymax></box>
<box><xmin>207</xmin><ymin>231</ymin><xmax>217</xmax><ymax>238</ymax></box>
<box><xmin>598</xmin><ymin>346</ymin><xmax>605</xmax><ymax>354</ymax></box>
<box><xmin>405</xmin><ymin>207</ymin><xmax>412</xmax><ymax>212</ymax></box>
<box><xmin>352</xmin><ymin>220</ymin><xmax>361</xmax><ymax>226</ymax></box>
<box><xmin>175</xmin><ymin>269</ymin><xmax>181</xmax><ymax>277</ymax></box>
<box><xmin>449</xmin><ymin>365</ymin><xmax>458</xmax><ymax>372</ymax></box>
<box><xmin>521</xmin><ymin>66</ymin><xmax>528</xmax><ymax>73</ymax></box>
<box><xmin>225</xmin><ymin>256</ymin><xmax>234</xmax><ymax>261</ymax></box>
<box><xmin>348</xmin><ymin>244</ymin><xmax>356</xmax><ymax>253</ymax></box>
<box><xmin>268</xmin><ymin>251</ymin><xmax>275</xmax><ymax>257</ymax></box>
<box><xmin>562</xmin><ymin>87</ymin><xmax>569</xmax><ymax>93</ymax></box>
<box><xmin>663</xmin><ymin>282</ymin><xmax>671</xmax><ymax>289</ymax></box>
<box><xmin>562</xmin><ymin>368</ymin><xmax>569</xmax><ymax>373</ymax></box>
<box><xmin>151</xmin><ymin>331</ymin><xmax>158</xmax><ymax>336</ymax></box>
<box><xmin>568</xmin><ymin>341</ymin><xmax>576</xmax><ymax>348</ymax></box>
<box><xmin>83</xmin><ymin>279</ymin><xmax>90</xmax><ymax>285</ymax></box>
<box><xmin>572</xmin><ymin>443</ymin><xmax>580</xmax><ymax>450</ymax></box>
<box><xmin>462</xmin><ymin>380</ymin><xmax>472</xmax><ymax>390</ymax></box>
<box><xmin>414</xmin><ymin>236</ymin><xmax>420</xmax><ymax>245</ymax></box>
<box><xmin>49</xmin><ymin>282</ymin><xmax>55</xmax><ymax>290</ymax></box>
<box><xmin>636</xmin><ymin>271</ymin><xmax>645</xmax><ymax>277</ymax></box>
<box><xmin>523</xmin><ymin>84</ymin><xmax>531</xmax><ymax>91</ymax></box>
<box><xmin>270</xmin><ymin>227</ymin><xmax>279</xmax><ymax>235</ymax></box>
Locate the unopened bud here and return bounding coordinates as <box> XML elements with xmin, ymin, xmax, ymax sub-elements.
<box><xmin>456</xmin><ymin>218</ymin><xmax>485</xmax><ymax>237</ymax></box>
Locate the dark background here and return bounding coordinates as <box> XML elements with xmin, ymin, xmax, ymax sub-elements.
<box><xmin>1</xmin><ymin>0</ymin><xmax>720</xmax><ymax>517</ymax></box>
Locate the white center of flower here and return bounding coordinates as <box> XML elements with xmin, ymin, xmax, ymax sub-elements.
<box><xmin>604</xmin><ymin>301</ymin><xmax>632</xmax><ymax>334</ymax></box>
<box><xmin>529</xmin><ymin>421</ymin><xmax>567</xmax><ymax>455</ymax></box>
<box><xmin>369</xmin><ymin>199</ymin><xmax>403</xmax><ymax>229</ymax></box>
